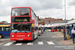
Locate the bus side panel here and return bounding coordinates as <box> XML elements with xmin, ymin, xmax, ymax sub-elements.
<box><xmin>34</xmin><ymin>30</ymin><xmax>38</xmax><ymax>39</ymax></box>
<box><xmin>0</xmin><ymin>31</ymin><xmax>10</xmax><ymax>37</ymax></box>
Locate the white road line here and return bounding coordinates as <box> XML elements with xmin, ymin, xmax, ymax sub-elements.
<box><xmin>16</xmin><ymin>43</ymin><xmax>22</xmax><ymax>45</ymax></box>
<box><xmin>47</xmin><ymin>41</ymin><xmax>55</xmax><ymax>45</ymax></box>
<box><xmin>3</xmin><ymin>42</ymin><xmax>13</xmax><ymax>46</ymax></box>
<box><xmin>0</xmin><ymin>43</ymin><xmax>4</xmax><ymax>45</ymax></box>
<box><xmin>38</xmin><ymin>42</ymin><xmax>43</xmax><ymax>45</ymax></box>
<box><xmin>27</xmin><ymin>43</ymin><xmax>33</xmax><ymax>45</ymax></box>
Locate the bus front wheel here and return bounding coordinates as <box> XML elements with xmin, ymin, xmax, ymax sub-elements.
<box><xmin>0</xmin><ymin>34</ymin><xmax>3</xmax><ymax>38</ymax></box>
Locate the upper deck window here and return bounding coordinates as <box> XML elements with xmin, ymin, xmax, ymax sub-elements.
<box><xmin>12</xmin><ymin>8</ymin><xmax>30</xmax><ymax>16</ymax></box>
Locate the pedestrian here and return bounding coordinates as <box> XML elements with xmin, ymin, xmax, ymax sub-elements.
<box><xmin>71</xmin><ymin>27</ymin><xmax>75</xmax><ymax>44</ymax></box>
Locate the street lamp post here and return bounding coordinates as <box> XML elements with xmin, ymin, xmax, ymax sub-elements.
<box><xmin>64</xmin><ymin>0</ymin><xmax>67</xmax><ymax>40</ymax></box>
<box><xmin>72</xmin><ymin>1</ymin><xmax>75</xmax><ymax>4</ymax></box>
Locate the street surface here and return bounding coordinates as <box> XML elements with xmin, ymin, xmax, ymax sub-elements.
<box><xmin>0</xmin><ymin>31</ymin><xmax>75</xmax><ymax>50</ymax></box>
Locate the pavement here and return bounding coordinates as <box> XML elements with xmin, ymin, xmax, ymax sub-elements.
<box><xmin>61</xmin><ymin>39</ymin><xmax>75</xmax><ymax>45</ymax></box>
<box><xmin>0</xmin><ymin>31</ymin><xmax>75</xmax><ymax>50</ymax></box>
<box><xmin>54</xmin><ymin>31</ymin><xmax>75</xmax><ymax>46</ymax></box>
<box><xmin>0</xmin><ymin>37</ymin><xmax>10</xmax><ymax>42</ymax></box>
<box><xmin>51</xmin><ymin>32</ymin><xmax>63</xmax><ymax>38</ymax></box>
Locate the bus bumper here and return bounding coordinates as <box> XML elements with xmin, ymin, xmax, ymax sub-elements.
<box><xmin>10</xmin><ymin>37</ymin><xmax>32</xmax><ymax>41</ymax></box>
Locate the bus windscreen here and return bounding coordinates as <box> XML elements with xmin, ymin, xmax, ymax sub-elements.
<box><xmin>11</xmin><ymin>24</ymin><xmax>31</xmax><ymax>32</ymax></box>
<box><xmin>12</xmin><ymin>8</ymin><xmax>30</xmax><ymax>16</ymax></box>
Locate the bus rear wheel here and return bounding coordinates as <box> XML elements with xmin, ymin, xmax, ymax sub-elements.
<box><xmin>0</xmin><ymin>34</ymin><xmax>2</xmax><ymax>38</ymax></box>
<box><xmin>32</xmin><ymin>34</ymin><xmax>35</xmax><ymax>41</ymax></box>
<box><xmin>38</xmin><ymin>34</ymin><xmax>41</xmax><ymax>36</ymax></box>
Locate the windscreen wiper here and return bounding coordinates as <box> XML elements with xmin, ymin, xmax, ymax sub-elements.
<box><xmin>19</xmin><ymin>23</ymin><xmax>22</xmax><ymax>32</ymax></box>
<box><xmin>15</xmin><ymin>31</ymin><xmax>17</xmax><ymax>34</ymax></box>
<box><xmin>24</xmin><ymin>28</ymin><xmax>27</xmax><ymax>33</ymax></box>
<box><xmin>22</xmin><ymin>23</ymin><xmax>27</xmax><ymax>33</ymax></box>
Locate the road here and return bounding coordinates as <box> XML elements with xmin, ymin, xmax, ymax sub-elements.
<box><xmin>0</xmin><ymin>31</ymin><xmax>75</xmax><ymax>50</ymax></box>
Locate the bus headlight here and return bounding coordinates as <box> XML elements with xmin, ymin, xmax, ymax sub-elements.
<box><xmin>12</xmin><ymin>35</ymin><xmax>14</xmax><ymax>37</ymax></box>
<box><xmin>28</xmin><ymin>35</ymin><xmax>30</xmax><ymax>37</ymax></box>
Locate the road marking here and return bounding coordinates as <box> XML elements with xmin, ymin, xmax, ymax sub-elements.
<box><xmin>2</xmin><ymin>41</ymin><xmax>56</xmax><ymax>46</ymax></box>
<box><xmin>47</xmin><ymin>41</ymin><xmax>55</xmax><ymax>45</ymax></box>
<box><xmin>3</xmin><ymin>42</ymin><xmax>13</xmax><ymax>46</ymax></box>
<box><xmin>27</xmin><ymin>43</ymin><xmax>33</xmax><ymax>45</ymax></box>
<box><xmin>38</xmin><ymin>42</ymin><xmax>43</xmax><ymax>45</ymax></box>
<box><xmin>0</xmin><ymin>43</ymin><xmax>4</xmax><ymax>45</ymax></box>
<box><xmin>16</xmin><ymin>43</ymin><xmax>22</xmax><ymax>45</ymax></box>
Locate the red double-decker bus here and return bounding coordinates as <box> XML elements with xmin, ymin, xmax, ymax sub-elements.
<box><xmin>10</xmin><ymin>7</ymin><xmax>38</xmax><ymax>41</ymax></box>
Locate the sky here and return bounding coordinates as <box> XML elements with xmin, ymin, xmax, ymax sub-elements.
<box><xmin>0</xmin><ymin>0</ymin><xmax>75</xmax><ymax>23</ymax></box>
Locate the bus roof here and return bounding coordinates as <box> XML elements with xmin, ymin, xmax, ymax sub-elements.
<box><xmin>0</xmin><ymin>25</ymin><xmax>10</xmax><ymax>27</ymax></box>
<box><xmin>12</xmin><ymin>7</ymin><xmax>31</xmax><ymax>9</ymax></box>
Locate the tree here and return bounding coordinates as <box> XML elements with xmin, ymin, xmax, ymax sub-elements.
<box><xmin>71</xmin><ymin>18</ymin><xmax>75</xmax><ymax>20</ymax></box>
<box><xmin>1</xmin><ymin>21</ymin><xmax>8</xmax><ymax>23</ymax></box>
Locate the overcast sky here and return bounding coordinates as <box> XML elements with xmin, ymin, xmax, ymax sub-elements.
<box><xmin>0</xmin><ymin>0</ymin><xmax>75</xmax><ymax>23</ymax></box>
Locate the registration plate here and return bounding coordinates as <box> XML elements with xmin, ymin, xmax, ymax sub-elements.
<box><xmin>18</xmin><ymin>39</ymin><xmax>23</xmax><ymax>40</ymax></box>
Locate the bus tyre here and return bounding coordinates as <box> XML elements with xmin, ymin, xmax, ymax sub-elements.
<box><xmin>39</xmin><ymin>34</ymin><xmax>41</xmax><ymax>36</ymax></box>
<box><xmin>0</xmin><ymin>34</ymin><xmax>2</xmax><ymax>38</ymax></box>
<box><xmin>33</xmin><ymin>34</ymin><xmax>34</xmax><ymax>41</ymax></box>
<box><xmin>16</xmin><ymin>41</ymin><xmax>20</xmax><ymax>43</ymax></box>
<box><xmin>38</xmin><ymin>34</ymin><xmax>41</xmax><ymax>36</ymax></box>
